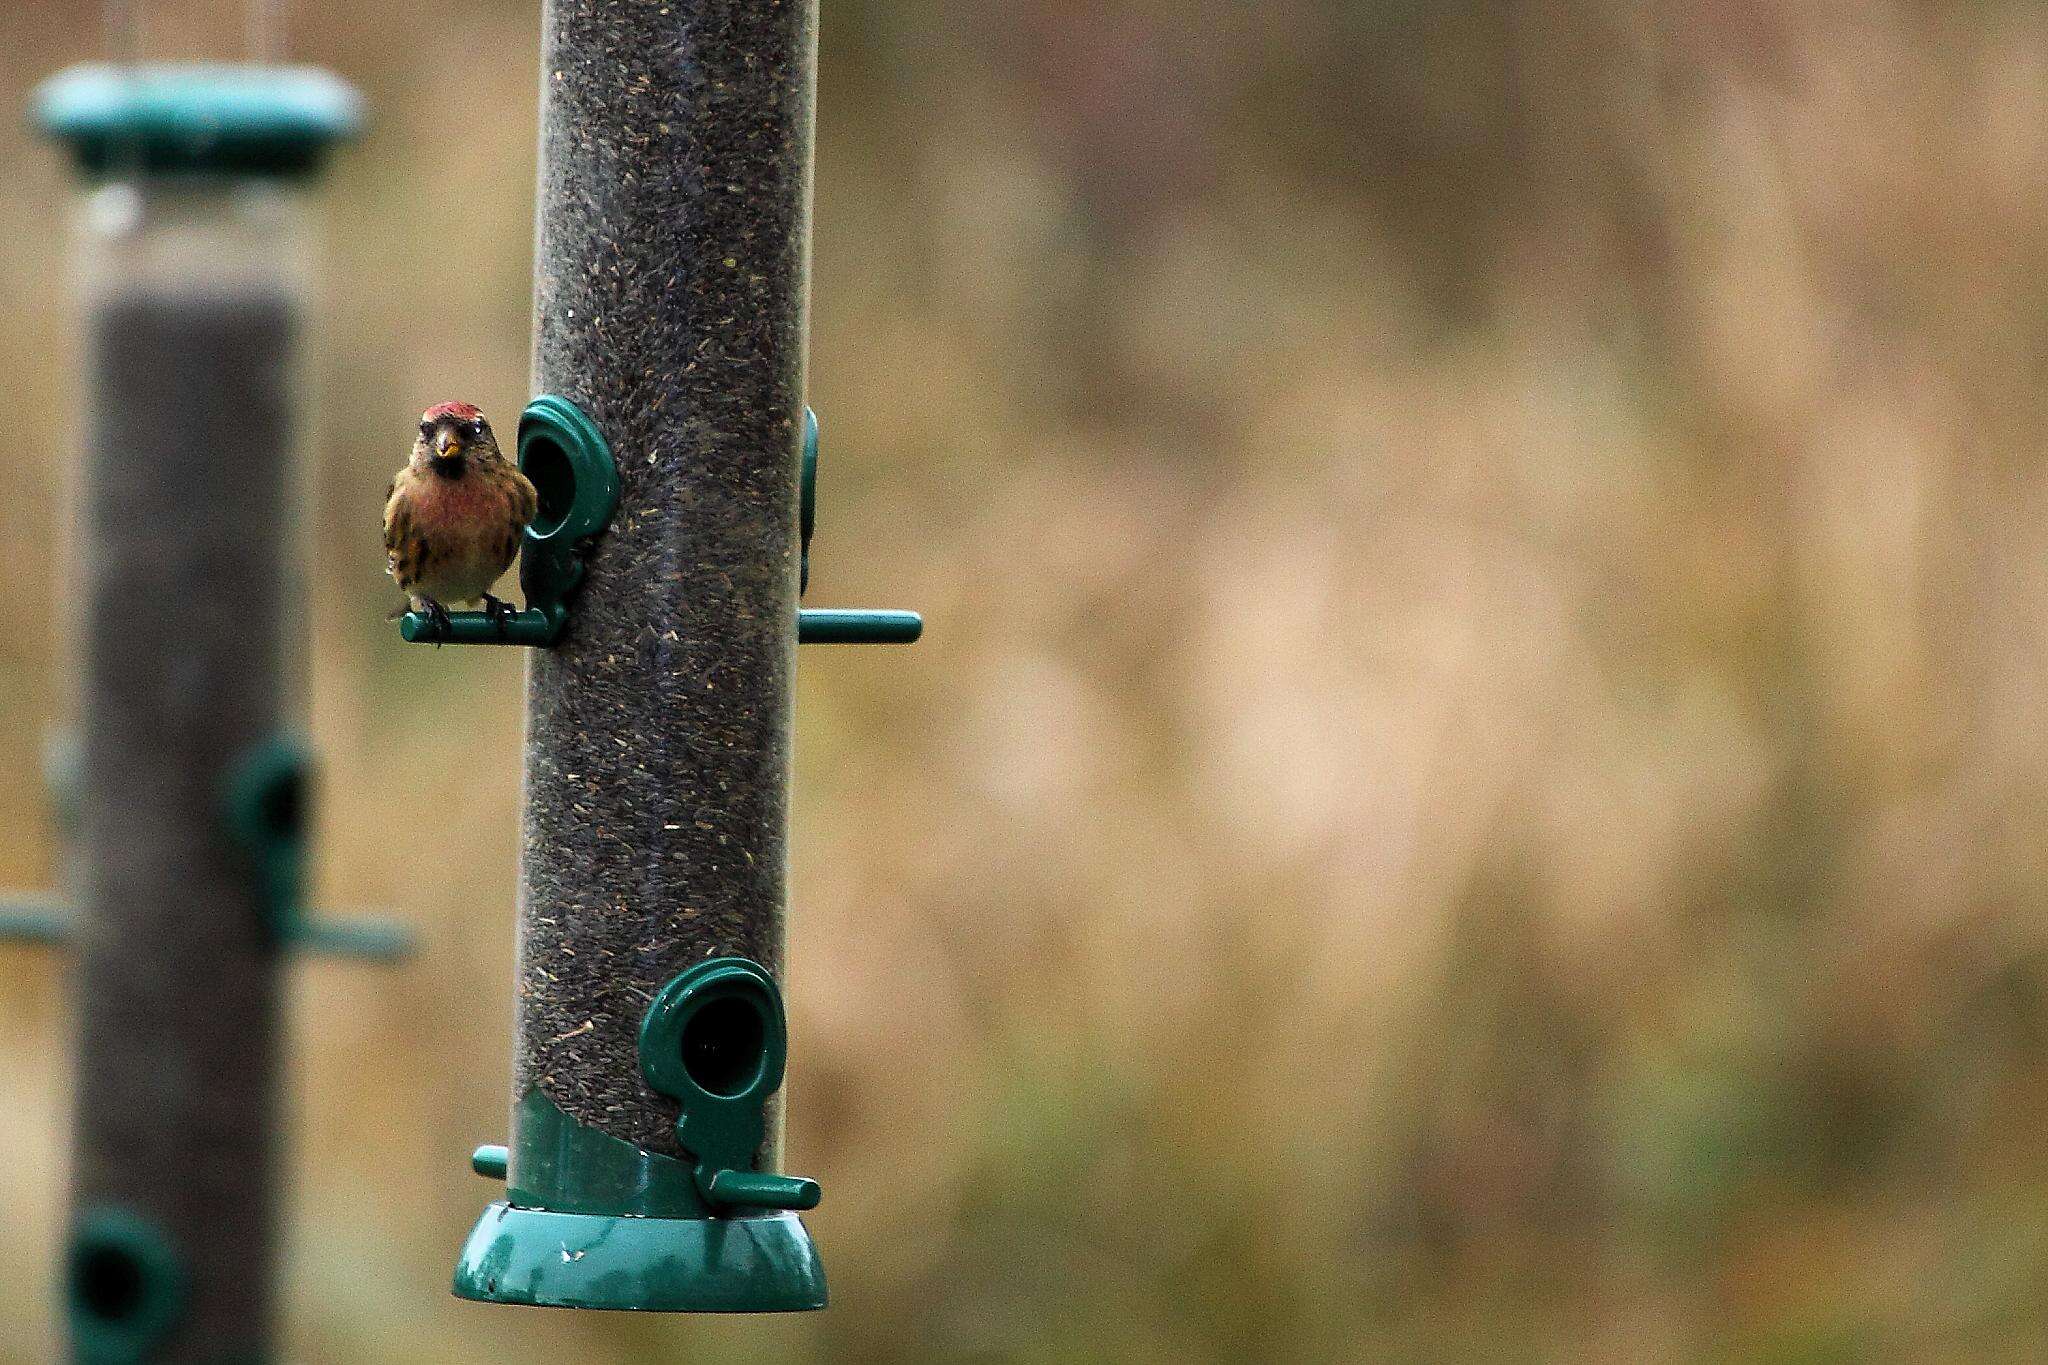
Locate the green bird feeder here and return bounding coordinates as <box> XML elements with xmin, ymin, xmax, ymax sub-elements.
<box><xmin>448</xmin><ymin>0</ymin><xmax>918</xmax><ymax>1318</ymax></box>
<box><xmin>28</xmin><ymin>61</ymin><xmax>405</xmax><ymax>1362</ymax></box>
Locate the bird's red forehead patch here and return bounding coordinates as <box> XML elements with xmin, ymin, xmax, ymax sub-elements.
<box><xmin>424</xmin><ymin>401</ymin><xmax>483</xmax><ymax>422</ymax></box>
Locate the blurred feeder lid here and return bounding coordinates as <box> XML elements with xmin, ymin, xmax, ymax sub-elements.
<box><xmin>32</xmin><ymin>64</ymin><xmax>362</xmax><ymax>180</ymax></box>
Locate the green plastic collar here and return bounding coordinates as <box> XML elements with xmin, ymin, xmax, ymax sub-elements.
<box><xmin>800</xmin><ymin>407</ymin><xmax>818</xmax><ymax>594</ymax></box>
<box><xmin>458</xmin><ymin>1088</ymin><xmax>827</xmax><ymax>1313</ymax></box>
<box><xmin>453</xmin><ymin>1203</ymin><xmax>825</xmax><ymax>1313</ymax></box>
<box><xmin>33</xmin><ymin>63</ymin><xmax>362</xmax><ymax>180</ymax></box>
<box><xmin>506</xmin><ymin>1087</ymin><xmax>704</xmax><ymax>1218</ymax></box>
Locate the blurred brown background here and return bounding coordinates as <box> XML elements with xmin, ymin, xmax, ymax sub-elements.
<box><xmin>4</xmin><ymin>0</ymin><xmax>2048</xmax><ymax>1359</ymax></box>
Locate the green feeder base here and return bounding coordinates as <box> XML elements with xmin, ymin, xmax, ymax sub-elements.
<box><xmin>452</xmin><ymin>1202</ymin><xmax>826</xmax><ymax>1313</ymax></box>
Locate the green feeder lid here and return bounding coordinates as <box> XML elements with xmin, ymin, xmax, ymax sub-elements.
<box><xmin>32</xmin><ymin>63</ymin><xmax>361</xmax><ymax>179</ymax></box>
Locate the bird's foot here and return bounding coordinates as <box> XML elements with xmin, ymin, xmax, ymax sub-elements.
<box><xmin>482</xmin><ymin>594</ymin><xmax>514</xmax><ymax>638</ymax></box>
<box><xmin>417</xmin><ymin>598</ymin><xmax>453</xmax><ymax>641</ymax></box>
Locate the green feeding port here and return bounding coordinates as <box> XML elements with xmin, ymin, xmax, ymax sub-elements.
<box><xmin>400</xmin><ymin>394</ymin><xmax>619</xmax><ymax>647</ymax></box>
<box><xmin>33</xmin><ymin>63</ymin><xmax>361</xmax><ymax>180</ymax></box>
<box><xmin>453</xmin><ymin>956</ymin><xmax>825</xmax><ymax>1313</ymax></box>
<box><xmin>0</xmin><ymin>733</ymin><xmax>412</xmax><ymax>958</ymax></box>
<box><xmin>639</xmin><ymin>957</ymin><xmax>822</xmax><ymax>1214</ymax></box>
<box><xmin>797</xmin><ymin>406</ymin><xmax>923</xmax><ymax>644</ymax></box>
<box><xmin>683</xmin><ymin>995</ymin><xmax>769</xmax><ymax>1097</ymax></box>
<box><xmin>223</xmin><ymin>736</ymin><xmax>412</xmax><ymax>960</ymax></box>
<box><xmin>0</xmin><ymin>734</ymin><xmax>94</xmax><ymax>946</ymax></box>
<box><xmin>67</xmin><ymin>1207</ymin><xmax>186</xmax><ymax>1363</ymax></box>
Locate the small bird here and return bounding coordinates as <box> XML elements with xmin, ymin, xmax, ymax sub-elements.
<box><xmin>384</xmin><ymin>403</ymin><xmax>538</xmax><ymax>634</ymax></box>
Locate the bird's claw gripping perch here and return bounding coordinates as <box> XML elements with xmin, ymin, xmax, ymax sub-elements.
<box><xmin>481</xmin><ymin>594</ymin><xmax>514</xmax><ymax>638</ymax></box>
<box><xmin>419</xmin><ymin>598</ymin><xmax>453</xmax><ymax>640</ymax></box>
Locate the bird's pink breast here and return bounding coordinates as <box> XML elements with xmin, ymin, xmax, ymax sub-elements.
<box><xmin>395</xmin><ymin>471</ymin><xmax>523</xmax><ymax>603</ymax></box>
<box><xmin>408</xmin><ymin>475</ymin><xmax>505</xmax><ymax>529</ymax></box>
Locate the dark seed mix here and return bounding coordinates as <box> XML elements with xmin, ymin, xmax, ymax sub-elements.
<box><xmin>515</xmin><ymin>0</ymin><xmax>816</xmax><ymax>1159</ymax></box>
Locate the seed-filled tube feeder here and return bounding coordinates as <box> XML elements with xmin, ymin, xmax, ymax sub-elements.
<box><xmin>448</xmin><ymin>0</ymin><xmax>932</xmax><ymax>1314</ymax></box>
<box><xmin>33</xmin><ymin>64</ymin><xmax>393</xmax><ymax>1360</ymax></box>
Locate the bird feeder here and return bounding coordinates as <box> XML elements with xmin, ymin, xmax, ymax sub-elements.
<box><xmin>28</xmin><ymin>63</ymin><xmax>403</xmax><ymax>1362</ymax></box>
<box><xmin>450</xmin><ymin>0</ymin><xmax>917</xmax><ymax>1314</ymax></box>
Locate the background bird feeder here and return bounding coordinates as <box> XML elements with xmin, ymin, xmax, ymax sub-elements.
<box><xmin>27</xmin><ymin>62</ymin><xmax>406</xmax><ymax>1361</ymax></box>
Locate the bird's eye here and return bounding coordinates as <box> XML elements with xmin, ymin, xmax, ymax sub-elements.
<box><xmin>466</xmin><ymin>420</ymin><xmax>485</xmax><ymax>439</ymax></box>
<box><xmin>419</xmin><ymin>420</ymin><xmax>433</xmax><ymax>437</ymax></box>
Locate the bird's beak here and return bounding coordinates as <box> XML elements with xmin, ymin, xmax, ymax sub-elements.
<box><xmin>435</xmin><ymin>430</ymin><xmax>465</xmax><ymax>458</ymax></box>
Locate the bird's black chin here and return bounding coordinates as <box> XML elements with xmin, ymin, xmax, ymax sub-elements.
<box><xmin>430</xmin><ymin>453</ymin><xmax>468</xmax><ymax>479</ymax></box>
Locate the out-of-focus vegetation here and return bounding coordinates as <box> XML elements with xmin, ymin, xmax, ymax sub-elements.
<box><xmin>3</xmin><ymin>0</ymin><xmax>2048</xmax><ymax>1358</ymax></box>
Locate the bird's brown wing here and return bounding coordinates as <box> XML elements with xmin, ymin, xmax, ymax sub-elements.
<box><xmin>469</xmin><ymin>460</ymin><xmax>539</xmax><ymax>575</ymax></box>
<box><xmin>510</xmin><ymin>465</ymin><xmax>538</xmax><ymax>528</ymax></box>
<box><xmin>383</xmin><ymin>475</ymin><xmax>413</xmax><ymax>584</ymax></box>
